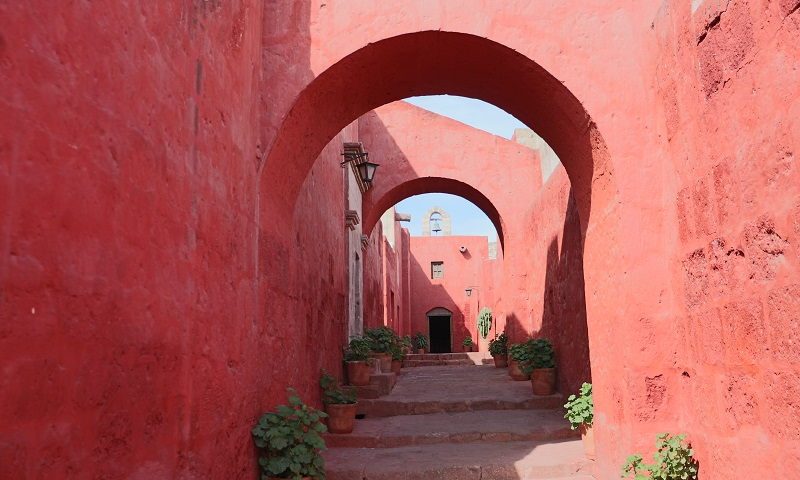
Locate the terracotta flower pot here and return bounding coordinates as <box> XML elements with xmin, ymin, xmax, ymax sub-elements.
<box><xmin>391</xmin><ymin>359</ymin><xmax>401</xmax><ymax>374</ymax></box>
<box><xmin>580</xmin><ymin>424</ymin><xmax>596</xmax><ymax>460</ymax></box>
<box><xmin>463</xmin><ymin>345</ymin><xmax>473</xmax><ymax>352</ymax></box>
<box><xmin>416</xmin><ymin>348</ymin><xmax>425</xmax><ymax>354</ymax></box>
<box><xmin>369</xmin><ymin>352</ymin><xmax>392</xmax><ymax>373</ymax></box>
<box><xmin>507</xmin><ymin>359</ymin><xmax>529</xmax><ymax>381</ymax></box>
<box><xmin>530</xmin><ymin>368</ymin><xmax>556</xmax><ymax>395</ymax></box>
<box><xmin>346</xmin><ymin>361</ymin><xmax>370</xmax><ymax>386</ymax></box>
<box><xmin>492</xmin><ymin>354</ymin><xmax>508</xmax><ymax>368</ymax></box>
<box><xmin>325</xmin><ymin>402</ymin><xmax>358</xmax><ymax>434</ymax></box>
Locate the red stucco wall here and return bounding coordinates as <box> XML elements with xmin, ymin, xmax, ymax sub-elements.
<box><xmin>3</xmin><ymin>1</ymin><xmax>799</xmax><ymax>479</ymax></box>
<box><xmin>408</xmin><ymin>236</ymin><xmax>491</xmax><ymax>351</ymax></box>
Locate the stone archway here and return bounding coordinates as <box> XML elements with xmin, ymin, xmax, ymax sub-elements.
<box><xmin>258</xmin><ymin>29</ymin><xmax>615</xmax><ymax>475</ymax></box>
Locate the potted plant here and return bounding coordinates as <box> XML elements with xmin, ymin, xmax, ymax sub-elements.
<box><xmin>564</xmin><ymin>382</ymin><xmax>594</xmax><ymax>459</ymax></box>
<box><xmin>508</xmin><ymin>341</ymin><xmax>534</xmax><ymax>381</ymax></box>
<box><xmin>526</xmin><ymin>338</ymin><xmax>556</xmax><ymax>395</ymax></box>
<box><xmin>320</xmin><ymin>371</ymin><xmax>358</xmax><ymax>434</ymax></box>
<box><xmin>344</xmin><ymin>336</ymin><xmax>372</xmax><ymax>386</ymax></box>
<box><xmin>251</xmin><ymin>389</ymin><xmax>327</xmax><ymax>479</ymax></box>
<box><xmin>413</xmin><ymin>332</ymin><xmax>428</xmax><ymax>354</ymax></box>
<box><xmin>389</xmin><ymin>342</ymin><xmax>404</xmax><ymax>374</ymax></box>
<box><xmin>364</xmin><ymin>326</ymin><xmax>395</xmax><ymax>372</ymax></box>
<box><xmin>621</xmin><ymin>433</ymin><xmax>698</xmax><ymax>480</ymax></box>
<box><xmin>462</xmin><ymin>336</ymin><xmax>475</xmax><ymax>352</ymax></box>
<box><xmin>401</xmin><ymin>335</ymin><xmax>413</xmax><ymax>354</ymax></box>
<box><xmin>488</xmin><ymin>332</ymin><xmax>508</xmax><ymax>368</ymax></box>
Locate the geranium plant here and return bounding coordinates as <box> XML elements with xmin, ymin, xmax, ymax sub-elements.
<box><xmin>488</xmin><ymin>332</ymin><xmax>508</xmax><ymax>356</ymax></box>
<box><xmin>364</xmin><ymin>326</ymin><xmax>397</xmax><ymax>353</ymax></box>
<box><xmin>320</xmin><ymin>371</ymin><xmax>356</xmax><ymax>405</ymax></box>
<box><xmin>251</xmin><ymin>389</ymin><xmax>327</xmax><ymax>479</ymax></box>
<box><xmin>621</xmin><ymin>433</ymin><xmax>699</xmax><ymax>480</ymax></box>
<box><xmin>344</xmin><ymin>336</ymin><xmax>371</xmax><ymax>362</ymax></box>
<box><xmin>564</xmin><ymin>382</ymin><xmax>593</xmax><ymax>429</ymax></box>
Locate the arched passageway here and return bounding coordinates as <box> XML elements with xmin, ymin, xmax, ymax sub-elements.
<box><xmin>259</xmin><ymin>31</ymin><xmax>613</xmax><ymax>233</ymax></box>
<box><xmin>259</xmin><ymin>29</ymin><xmax>604</xmax><ymax>405</ymax></box>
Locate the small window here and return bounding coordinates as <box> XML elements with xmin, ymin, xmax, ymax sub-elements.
<box><xmin>431</xmin><ymin>261</ymin><xmax>444</xmax><ymax>279</ymax></box>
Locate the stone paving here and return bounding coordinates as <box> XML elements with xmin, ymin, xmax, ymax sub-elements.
<box><xmin>324</xmin><ymin>364</ymin><xmax>593</xmax><ymax>479</ymax></box>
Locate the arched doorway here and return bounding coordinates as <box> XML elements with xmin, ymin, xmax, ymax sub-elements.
<box><xmin>426</xmin><ymin>307</ymin><xmax>453</xmax><ymax>353</ymax></box>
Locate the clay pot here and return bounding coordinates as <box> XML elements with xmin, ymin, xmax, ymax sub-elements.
<box><xmin>581</xmin><ymin>424</ymin><xmax>596</xmax><ymax>460</ymax></box>
<box><xmin>530</xmin><ymin>368</ymin><xmax>556</xmax><ymax>395</ymax></box>
<box><xmin>325</xmin><ymin>402</ymin><xmax>358</xmax><ymax>434</ymax></box>
<box><xmin>369</xmin><ymin>352</ymin><xmax>392</xmax><ymax>373</ymax></box>
<box><xmin>416</xmin><ymin>348</ymin><xmax>425</xmax><ymax>355</ymax></box>
<box><xmin>507</xmin><ymin>359</ymin><xmax>529</xmax><ymax>381</ymax></box>
<box><xmin>463</xmin><ymin>345</ymin><xmax>473</xmax><ymax>352</ymax></box>
<box><xmin>391</xmin><ymin>359</ymin><xmax>401</xmax><ymax>374</ymax></box>
<box><xmin>492</xmin><ymin>354</ymin><xmax>508</xmax><ymax>368</ymax></box>
<box><xmin>346</xmin><ymin>361</ymin><xmax>370</xmax><ymax>386</ymax></box>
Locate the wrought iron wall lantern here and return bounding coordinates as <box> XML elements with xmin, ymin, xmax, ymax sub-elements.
<box><xmin>341</xmin><ymin>150</ymin><xmax>379</xmax><ymax>187</ymax></box>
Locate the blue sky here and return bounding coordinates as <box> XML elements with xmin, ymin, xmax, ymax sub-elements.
<box><xmin>394</xmin><ymin>96</ymin><xmax>525</xmax><ymax>239</ymax></box>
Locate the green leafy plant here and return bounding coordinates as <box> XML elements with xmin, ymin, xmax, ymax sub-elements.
<box><xmin>621</xmin><ymin>433</ymin><xmax>698</xmax><ymax>480</ymax></box>
<box><xmin>413</xmin><ymin>332</ymin><xmax>428</xmax><ymax>350</ymax></box>
<box><xmin>320</xmin><ymin>371</ymin><xmax>356</xmax><ymax>405</ymax></box>
<box><xmin>564</xmin><ymin>382</ymin><xmax>593</xmax><ymax>430</ymax></box>
<box><xmin>401</xmin><ymin>335</ymin><xmax>413</xmax><ymax>351</ymax></box>
<box><xmin>477</xmin><ymin>307</ymin><xmax>492</xmax><ymax>339</ymax></box>
<box><xmin>389</xmin><ymin>342</ymin><xmax>405</xmax><ymax>361</ymax></box>
<box><xmin>344</xmin><ymin>336</ymin><xmax>371</xmax><ymax>362</ymax></box>
<box><xmin>251</xmin><ymin>389</ymin><xmax>327</xmax><ymax>479</ymax></box>
<box><xmin>508</xmin><ymin>340</ymin><xmax>534</xmax><ymax>365</ymax></box>
<box><xmin>488</xmin><ymin>332</ymin><xmax>508</xmax><ymax>356</ymax></box>
<box><xmin>364</xmin><ymin>326</ymin><xmax>397</xmax><ymax>353</ymax></box>
<box><xmin>462</xmin><ymin>336</ymin><xmax>474</xmax><ymax>347</ymax></box>
<box><xmin>532</xmin><ymin>338</ymin><xmax>555</xmax><ymax>368</ymax></box>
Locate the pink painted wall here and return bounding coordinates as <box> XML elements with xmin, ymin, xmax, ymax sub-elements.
<box><xmin>3</xmin><ymin>1</ymin><xmax>799</xmax><ymax>479</ymax></box>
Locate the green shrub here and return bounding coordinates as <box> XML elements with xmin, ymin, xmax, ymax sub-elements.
<box><xmin>488</xmin><ymin>332</ymin><xmax>508</xmax><ymax>356</ymax></box>
<box><xmin>477</xmin><ymin>307</ymin><xmax>492</xmax><ymax>339</ymax></box>
<box><xmin>319</xmin><ymin>371</ymin><xmax>356</xmax><ymax>405</ymax></box>
<box><xmin>251</xmin><ymin>389</ymin><xmax>327</xmax><ymax>479</ymax></box>
<box><xmin>364</xmin><ymin>326</ymin><xmax>396</xmax><ymax>353</ymax></box>
<box><xmin>389</xmin><ymin>342</ymin><xmax>405</xmax><ymax>361</ymax></box>
<box><xmin>564</xmin><ymin>382</ymin><xmax>593</xmax><ymax>429</ymax></box>
<box><xmin>413</xmin><ymin>332</ymin><xmax>428</xmax><ymax>350</ymax></box>
<box><xmin>508</xmin><ymin>340</ymin><xmax>534</xmax><ymax>364</ymax></box>
<box><xmin>401</xmin><ymin>335</ymin><xmax>413</xmax><ymax>351</ymax></box>
<box><xmin>343</xmin><ymin>336</ymin><xmax>371</xmax><ymax>362</ymax></box>
<box><xmin>510</xmin><ymin>338</ymin><xmax>555</xmax><ymax>375</ymax></box>
<box><xmin>530</xmin><ymin>338</ymin><xmax>555</xmax><ymax>369</ymax></box>
<box><xmin>621</xmin><ymin>433</ymin><xmax>698</xmax><ymax>480</ymax></box>
<box><xmin>462</xmin><ymin>336</ymin><xmax>474</xmax><ymax>347</ymax></box>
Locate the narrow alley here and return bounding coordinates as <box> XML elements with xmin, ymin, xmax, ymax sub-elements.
<box><xmin>324</xmin><ymin>359</ymin><xmax>592</xmax><ymax>479</ymax></box>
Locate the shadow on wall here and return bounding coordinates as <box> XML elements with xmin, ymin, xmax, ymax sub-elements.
<box><xmin>502</xmin><ymin>187</ymin><xmax>591</xmax><ymax>397</ymax></box>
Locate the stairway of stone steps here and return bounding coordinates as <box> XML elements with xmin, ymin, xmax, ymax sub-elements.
<box><xmin>402</xmin><ymin>352</ymin><xmax>493</xmax><ymax>367</ymax></box>
<box><xmin>324</xmin><ymin>364</ymin><xmax>594</xmax><ymax>479</ymax></box>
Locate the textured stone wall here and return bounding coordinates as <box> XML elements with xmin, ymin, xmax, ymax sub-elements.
<box><xmin>0</xmin><ymin>1</ymin><xmax>269</xmax><ymax>477</ymax></box>
<box><xmin>3</xmin><ymin>1</ymin><xmax>798</xmax><ymax>479</ymax></box>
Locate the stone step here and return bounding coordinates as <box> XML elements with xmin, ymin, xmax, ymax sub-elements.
<box><xmin>324</xmin><ymin>439</ymin><xmax>592</xmax><ymax>479</ymax></box>
<box><xmin>347</xmin><ymin>372</ymin><xmax>398</xmax><ymax>399</ymax></box>
<box><xmin>324</xmin><ymin>409</ymin><xmax>578</xmax><ymax>448</ymax></box>
<box><xmin>402</xmin><ymin>359</ymin><xmax>475</xmax><ymax>368</ymax></box>
<box><xmin>356</xmin><ymin>393</ymin><xmax>563</xmax><ymax>417</ymax></box>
